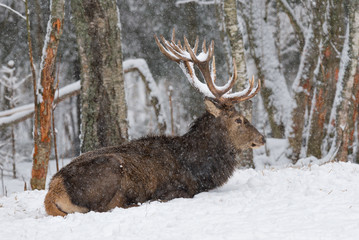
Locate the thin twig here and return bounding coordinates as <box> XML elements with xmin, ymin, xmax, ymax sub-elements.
<box><xmin>0</xmin><ymin>166</ymin><xmax>4</xmax><ymax>196</ymax></box>
<box><xmin>52</xmin><ymin>55</ymin><xmax>61</xmax><ymax>172</ymax></box>
<box><xmin>25</xmin><ymin>0</ymin><xmax>38</xmax><ymax>141</ymax></box>
<box><xmin>277</xmin><ymin>0</ymin><xmax>306</xmax><ymax>52</ymax></box>
<box><xmin>0</xmin><ymin>3</ymin><xmax>26</xmax><ymax>20</ymax></box>
<box><xmin>168</xmin><ymin>86</ymin><xmax>175</xmax><ymax>136</ymax></box>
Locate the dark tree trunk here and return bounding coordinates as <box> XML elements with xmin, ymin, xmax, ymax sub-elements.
<box><xmin>335</xmin><ymin>1</ymin><xmax>359</xmax><ymax>162</ymax></box>
<box><xmin>71</xmin><ymin>0</ymin><xmax>128</xmax><ymax>153</ymax></box>
<box><xmin>307</xmin><ymin>1</ymin><xmax>346</xmax><ymax>158</ymax></box>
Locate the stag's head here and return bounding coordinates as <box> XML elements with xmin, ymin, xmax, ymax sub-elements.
<box><xmin>155</xmin><ymin>29</ymin><xmax>265</xmax><ymax>150</ymax></box>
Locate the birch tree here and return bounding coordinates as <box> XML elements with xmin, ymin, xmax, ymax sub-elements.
<box><xmin>223</xmin><ymin>0</ymin><xmax>254</xmax><ymax>167</ymax></box>
<box><xmin>306</xmin><ymin>0</ymin><xmax>347</xmax><ymax>158</ymax></box>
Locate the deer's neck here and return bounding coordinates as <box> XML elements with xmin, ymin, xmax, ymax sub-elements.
<box><xmin>175</xmin><ymin>112</ymin><xmax>238</xmax><ymax>191</ymax></box>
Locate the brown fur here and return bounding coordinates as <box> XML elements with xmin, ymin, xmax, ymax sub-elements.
<box><xmin>45</xmin><ymin>99</ymin><xmax>265</xmax><ymax>216</ymax></box>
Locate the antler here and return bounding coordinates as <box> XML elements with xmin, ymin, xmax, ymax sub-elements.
<box><xmin>154</xmin><ymin>29</ymin><xmax>260</xmax><ymax>105</ymax></box>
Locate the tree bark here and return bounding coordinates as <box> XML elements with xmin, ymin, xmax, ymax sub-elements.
<box><xmin>307</xmin><ymin>1</ymin><xmax>346</xmax><ymax>158</ymax></box>
<box><xmin>184</xmin><ymin>1</ymin><xmax>198</xmax><ymax>44</ymax></box>
<box><xmin>224</xmin><ymin>0</ymin><xmax>247</xmax><ymax>91</ymax></box>
<box><xmin>71</xmin><ymin>0</ymin><xmax>128</xmax><ymax>153</ymax></box>
<box><xmin>287</xmin><ymin>28</ymin><xmax>318</xmax><ymax>162</ymax></box>
<box><xmin>215</xmin><ymin>1</ymin><xmax>231</xmax><ymax>75</ymax></box>
<box><xmin>335</xmin><ymin>1</ymin><xmax>359</xmax><ymax>162</ymax></box>
<box><xmin>353</xmin><ymin>70</ymin><xmax>359</xmax><ymax>163</ymax></box>
<box><xmin>31</xmin><ymin>0</ymin><xmax>65</xmax><ymax>190</ymax></box>
<box><xmin>224</xmin><ymin>0</ymin><xmax>253</xmax><ymax>168</ymax></box>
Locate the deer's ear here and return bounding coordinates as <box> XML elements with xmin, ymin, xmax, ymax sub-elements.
<box><xmin>204</xmin><ymin>98</ymin><xmax>222</xmax><ymax>117</ymax></box>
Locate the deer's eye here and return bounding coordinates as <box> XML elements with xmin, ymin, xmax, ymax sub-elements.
<box><xmin>235</xmin><ymin>118</ymin><xmax>242</xmax><ymax>124</ymax></box>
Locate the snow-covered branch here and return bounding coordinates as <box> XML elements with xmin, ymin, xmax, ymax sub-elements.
<box><xmin>0</xmin><ymin>3</ymin><xmax>26</xmax><ymax>20</ymax></box>
<box><xmin>0</xmin><ymin>81</ymin><xmax>80</xmax><ymax>128</ymax></box>
<box><xmin>175</xmin><ymin>0</ymin><xmax>215</xmax><ymax>7</ymax></box>
<box><xmin>277</xmin><ymin>0</ymin><xmax>306</xmax><ymax>51</ymax></box>
<box><xmin>124</xmin><ymin>58</ymin><xmax>167</xmax><ymax>134</ymax></box>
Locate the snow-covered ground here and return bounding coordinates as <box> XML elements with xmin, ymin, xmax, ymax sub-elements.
<box><xmin>1</xmin><ymin>140</ymin><xmax>359</xmax><ymax>240</ymax></box>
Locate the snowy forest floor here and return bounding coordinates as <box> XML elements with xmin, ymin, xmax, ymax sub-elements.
<box><xmin>1</xmin><ymin>139</ymin><xmax>359</xmax><ymax>240</ymax></box>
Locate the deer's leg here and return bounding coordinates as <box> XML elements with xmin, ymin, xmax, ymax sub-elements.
<box><xmin>106</xmin><ymin>191</ymin><xmax>127</xmax><ymax>211</ymax></box>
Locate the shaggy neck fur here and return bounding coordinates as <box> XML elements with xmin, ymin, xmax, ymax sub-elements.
<box><xmin>170</xmin><ymin>112</ymin><xmax>238</xmax><ymax>192</ymax></box>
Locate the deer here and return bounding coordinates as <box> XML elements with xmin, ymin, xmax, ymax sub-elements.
<box><xmin>44</xmin><ymin>29</ymin><xmax>265</xmax><ymax>216</ymax></box>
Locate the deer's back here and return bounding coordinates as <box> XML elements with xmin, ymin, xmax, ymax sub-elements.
<box><xmin>51</xmin><ymin>136</ymin><xmax>194</xmax><ymax>211</ymax></box>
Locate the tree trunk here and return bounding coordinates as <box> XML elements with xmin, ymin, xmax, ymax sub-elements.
<box><xmin>71</xmin><ymin>0</ymin><xmax>128</xmax><ymax>153</ymax></box>
<box><xmin>31</xmin><ymin>0</ymin><xmax>65</xmax><ymax>190</ymax></box>
<box><xmin>224</xmin><ymin>0</ymin><xmax>247</xmax><ymax>91</ymax></box>
<box><xmin>215</xmin><ymin>1</ymin><xmax>231</xmax><ymax>75</ymax></box>
<box><xmin>353</xmin><ymin>65</ymin><xmax>359</xmax><ymax>163</ymax></box>
<box><xmin>335</xmin><ymin>1</ymin><xmax>359</xmax><ymax>162</ymax></box>
<box><xmin>184</xmin><ymin>1</ymin><xmax>198</xmax><ymax>44</ymax></box>
<box><xmin>307</xmin><ymin>1</ymin><xmax>346</xmax><ymax>158</ymax></box>
<box><xmin>287</xmin><ymin>28</ymin><xmax>318</xmax><ymax>162</ymax></box>
<box><xmin>224</xmin><ymin>0</ymin><xmax>253</xmax><ymax>168</ymax></box>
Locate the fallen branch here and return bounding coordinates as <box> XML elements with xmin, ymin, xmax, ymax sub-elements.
<box><xmin>0</xmin><ymin>59</ymin><xmax>162</xmax><ymax>130</ymax></box>
<box><xmin>0</xmin><ymin>81</ymin><xmax>80</xmax><ymax>128</ymax></box>
<box><xmin>124</xmin><ymin>59</ymin><xmax>167</xmax><ymax>134</ymax></box>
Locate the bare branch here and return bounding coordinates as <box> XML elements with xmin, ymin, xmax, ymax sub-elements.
<box><xmin>277</xmin><ymin>0</ymin><xmax>306</xmax><ymax>52</ymax></box>
<box><xmin>123</xmin><ymin>58</ymin><xmax>167</xmax><ymax>134</ymax></box>
<box><xmin>175</xmin><ymin>0</ymin><xmax>215</xmax><ymax>7</ymax></box>
<box><xmin>0</xmin><ymin>3</ymin><xmax>26</xmax><ymax>20</ymax></box>
<box><xmin>0</xmin><ymin>81</ymin><xmax>80</xmax><ymax>129</ymax></box>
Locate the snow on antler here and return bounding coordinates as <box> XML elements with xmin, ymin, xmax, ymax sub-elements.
<box><xmin>155</xmin><ymin>29</ymin><xmax>260</xmax><ymax>105</ymax></box>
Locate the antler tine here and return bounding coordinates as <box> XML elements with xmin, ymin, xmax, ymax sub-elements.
<box><xmin>202</xmin><ymin>39</ymin><xmax>207</xmax><ymax>53</ymax></box>
<box><xmin>237</xmin><ymin>78</ymin><xmax>261</xmax><ymax>102</ymax></box>
<box><xmin>245</xmin><ymin>77</ymin><xmax>261</xmax><ymax>99</ymax></box>
<box><xmin>170</xmin><ymin>38</ymin><xmax>184</xmax><ymax>53</ymax></box>
<box><xmin>212</xmin><ymin>56</ymin><xmax>216</xmax><ymax>83</ymax></box>
<box><xmin>160</xmin><ymin>35</ymin><xmax>191</xmax><ymax>62</ymax></box>
<box><xmin>170</xmin><ymin>28</ymin><xmax>184</xmax><ymax>52</ymax></box>
<box><xmin>237</xmin><ymin>76</ymin><xmax>255</xmax><ymax>101</ymax></box>
<box><xmin>206</xmin><ymin>57</ymin><xmax>237</xmax><ymax>98</ymax></box>
<box><xmin>225</xmin><ymin>76</ymin><xmax>261</xmax><ymax>104</ymax></box>
<box><xmin>183</xmin><ymin>36</ymin><xmax>199</xmax><ymax>63</ymax></box>
<box><xmin>229</xmin><ymin>58</ymin><xmax>238</xmax><ymax>89</ymax></box>
<box><xmin>206</xmin><ymin>40</ymin><xmax>215</xmax><ymax>61</ymax></box>
<box><xmin>171</xmin><ymin>28</ymin><xmax>176</xmax><ymax>42</ymax></box>
<box><xmin>154</xmin><ymin>34</ymin><xmax>180</xmax><ymax>63</ymax></box>
<box><xmin>155</xmin><ymin>30</ymin><xmax>262</xmax><ymax>102</ymax></box>
<box><xmin>193</xmin><ymin>36</ymin><xmax>199</xmax><ymax>55</ymax></box>
<box><xmin>177</xmin><ymin>40</ymin><xmax>184</xmax><ymax>51</ymax></box>
<box><xmin>216</xmin><ymin>58</ymin><xmax>237</xmax><ymax>95</ymax></box>
<box><xmin>184</xmin><ymin>35</ymin><xmax>234</xmax><ymax>100</ymax></box>
<box><xmin>183</xmin><ymin>35</ymin><xmax>225</xmax><ymax>99</ymax></box>
<box><xmin>241</xmin><ymin>76</ymin><xmax>255</xmax><ymax>99</ymax></box>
